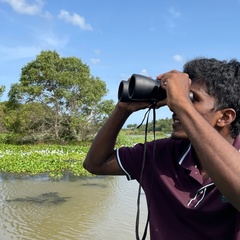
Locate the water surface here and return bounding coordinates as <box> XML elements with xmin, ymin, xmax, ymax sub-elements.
<box><xmin>0</xmin><ymin>174</ymin><xmax>149</xmax><ymax>240</ymax></box>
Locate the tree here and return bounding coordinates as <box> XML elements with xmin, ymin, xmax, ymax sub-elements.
<box><xmin>0</xmin><ymin>85</ymin><xmax>5</xmax><ymax>98</ymax></box>
<box><xmin>8</xmin><ymin>50</ymin><xmax>113</xmax><ymax>141</ymax></box>
<box><xmin>0</xmin><ymin>102</ymin><xmax>8</xmax><ymax>133</ymax></box>
<box><xmin>0</xmin><ymin>86</ymin><xmax>6</xmax><ymax>133</ymax></box>
<box><xmin>126</xmin><ymin>124</ymin><xmax>138</xmax><ymax>129</ymax></box>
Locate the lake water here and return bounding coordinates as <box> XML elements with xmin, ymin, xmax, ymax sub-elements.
<box><xmin>0</xmin><ymin>173</ymin><xmax>150</xmax><ymax>240</ymax></box>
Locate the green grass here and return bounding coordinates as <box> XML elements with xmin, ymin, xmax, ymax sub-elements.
<box><xmin>0</xmin><ymin>132</ymin><xmax>168</xmax><ymax>179</ymax></box>
<box><xmin>0</xmin><ymin>144</ymin><xmax>91</xmax><ymax>178</ymax></box>
<box><xmin>116</xmin><ymin>131</ymin><xmax>167</xmax><ymax>146</ymax></box>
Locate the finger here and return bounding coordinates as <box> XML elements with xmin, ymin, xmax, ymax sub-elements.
<box><xmin>156</xmin><ymin>74</ymin><xmax>165</xmax><ymax>79</ymax></box>
<box><xmin>155</xmin><ymin>99</ymin><xmax>167</xmax><ymax>108</ymax></box>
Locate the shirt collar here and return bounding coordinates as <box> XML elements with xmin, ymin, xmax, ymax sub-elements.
<box><xmin>179</xmin><ymin>135</ymin><xmax>240</xmax><ymax>168</ymax></box>
<box><xmin>179</xmin><ymin>135</ymin><xmax>240</xmax><ymax>184</ymax></box>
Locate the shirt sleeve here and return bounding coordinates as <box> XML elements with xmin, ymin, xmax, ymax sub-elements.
<box><xmin>116</xmin><ymin>138</ymin><xmax>189</xmax><ymax>182</ymax></box>
<box><xmin>116</xmin><ymin>141</ymin><xmax>158</xmax><ymax>181</ymax></box>
<box><xmin>116</xmin><ymin>143</ymin><xmax>146</xmax><ymax>180</ymax></box>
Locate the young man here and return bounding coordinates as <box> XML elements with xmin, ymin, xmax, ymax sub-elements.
<box><xmin>83</xmin><ymin>58</ymin><xmax>240</xmax><ymax>239</ymax></box>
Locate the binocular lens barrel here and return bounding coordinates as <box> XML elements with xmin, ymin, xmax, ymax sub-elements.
<box><xmin>118</xmin><ymin>74</ymin><xmax>167</xmax><ymax>102</ymax></box>
<box><xmin>118</xmin><ymin>80</ymin><xmax>130</xmax><ymax>102</ymax></box>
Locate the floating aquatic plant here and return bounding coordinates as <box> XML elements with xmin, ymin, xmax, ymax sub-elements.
<box><xmin>0</xmin><ymin>144</ymin><xmax>91</xmax><ymax>178</ymax></box>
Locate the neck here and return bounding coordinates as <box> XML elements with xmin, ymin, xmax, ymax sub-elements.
<box><xmin>194</xmin><ymin>132</ymin><xmax>235</xmax><ymax>178</ymax></box>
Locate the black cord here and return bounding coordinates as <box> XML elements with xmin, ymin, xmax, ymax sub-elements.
<box><xmin>135</xmin><ymin>103</ymin><xmax>157</xmax><ymax>240</ymax></box>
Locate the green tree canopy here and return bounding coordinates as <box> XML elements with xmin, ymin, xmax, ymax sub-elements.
<box><xmin>0</xmin><ymin>85</ymin><xmax>5</xmax><ymax>99</ymax></box>
<box><xmin>8</xmin><ymin>50</ymin><xmax>113</xmax><ymax>142</ymax></box>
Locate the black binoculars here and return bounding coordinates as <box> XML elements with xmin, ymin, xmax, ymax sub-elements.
<box><xmin>118</xmin><ymin>74</ymin><xmax>167</xmax><ymax>102</ymax></box>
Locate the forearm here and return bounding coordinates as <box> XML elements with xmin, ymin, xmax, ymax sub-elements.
<box><xmin>178</xmin><ymin>104</ymin><xmax>240</xmax><ymax>210</ymax></box>
<box><xmin>83</xmin><ymin>103</ymin><xmax>131</xmax><ymax>175</ymax></box>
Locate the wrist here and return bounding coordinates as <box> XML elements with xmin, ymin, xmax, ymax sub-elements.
<box><xmin>115</xmin><ymin>102</ymin><xmax>133</xmax><ymax>117</ymax></box>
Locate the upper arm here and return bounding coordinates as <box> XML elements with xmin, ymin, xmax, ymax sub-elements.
<box><xmin>83</xmin><ymin>150</ymin><xmax>125</xmax><ymax>176</ymax></box>
<box><xmin>103</xmin><ymin>150</ymin><xmax>125</xmax><ymax>175</ymax></box>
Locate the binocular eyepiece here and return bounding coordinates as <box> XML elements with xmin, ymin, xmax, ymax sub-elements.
<box><xmin>118</xmin><ymin>74</ymin><xmax>167</xmax><ymax>102</ymax></box>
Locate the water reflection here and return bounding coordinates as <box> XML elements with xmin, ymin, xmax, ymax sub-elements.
<box><xmin>0</xmin><ymin>173</ymin><xmax>149</xmax><ymax>240</ymax></box>
<box><xmin>6</xmin><ymin>192</ymin><xmax>71</xmax><ymax>205</ymax></box>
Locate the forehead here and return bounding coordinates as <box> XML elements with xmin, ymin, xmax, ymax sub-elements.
<box><xmin>190</xmin><ymin>82</ymin><xmax>216</xmax><ymax>102</ymax></box>
<box><xmin>190</xmin><ymin>82</ymin><xmax>207</xmax><ymax>93</ymax></box>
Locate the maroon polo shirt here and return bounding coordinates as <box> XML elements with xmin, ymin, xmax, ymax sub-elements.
<box><xmin>117</xmin><ymin>137</ymin><xmax>240</xmax><ymax>240</ymax></box>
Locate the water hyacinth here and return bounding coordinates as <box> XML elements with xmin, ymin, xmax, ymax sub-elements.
<box><xmin>0</xmin><ymin>144</ymin><xmax>91</xmax><ymax>178</ymax></box>
<box><xmin>0</xmin><ymin>132</ymin><xmax>167</xmax><ymax>179</ymax></box>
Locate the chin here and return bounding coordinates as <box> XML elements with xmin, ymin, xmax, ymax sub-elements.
<box><xmin>171</xmin><ymin>130</ymin><xmax>189</xmax><ymax>140</ymax></box>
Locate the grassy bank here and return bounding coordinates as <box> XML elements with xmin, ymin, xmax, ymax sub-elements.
<box><xmin>0</xmin><ymin>144</ymin><xmax>90</xmax><ymax>179</ymax></box>
<box><xmin>0</xmin><ymin>131</ymin><xmax>168</xmax><ymax>179</ymax></box>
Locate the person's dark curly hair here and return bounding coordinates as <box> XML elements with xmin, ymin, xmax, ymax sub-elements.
<box><xmin>183</xmin><ymin>57</ymin><xmax>240</xmax><ymax>138</ymax></box>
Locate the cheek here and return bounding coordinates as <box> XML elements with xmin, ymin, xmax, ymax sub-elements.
<box><xmin>194</xmin><ymin>105</ymin><xmax>217</xmax><ymax>125</ymax></box>
<box><xmin>202</xmin><ymin>115</ymin><xmax>217</xmax><ymax>126</ymax></box>
<box><xmin>201</xmin><ymin>112</ymin><xmax>218</xmax><ymax>126</ymax></box>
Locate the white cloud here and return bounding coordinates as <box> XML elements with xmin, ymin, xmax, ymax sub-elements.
<box><xmin>173</xmin><ymin>54</ymin><xmax>184</xmax><ymax>63</ymax></box>
<box><xmin>38</xmin><ymin>34</ymin><xmax>69</xmax><ymax>49</ymax></box>
<box><xmin>164</xmin><ymin>7</ymin><xmax>181</xmax><ymax>30</ymax></box>
<box><xmin>140</xmin><ymin>69</ymin><xmax>148</xmax><ymax>75</ymax></box>
<box><xmin>90</xmin><ymin>58</ymin><xmax>101</xmax><ymax>65</ymax></box>
<box><xmin>0</xmin><ymin>0</ymin><xmax>44</xmax><ymax>15</ymax></box>
<box><xmin>94</xmin><ymin>49</ymin><xmax>101</xmax><ymax>55</ymax></box>
<box><xmin>41</xmin><ymin>10</ymin><xmax>52</xmax><ymax>19</ymax></box>
<box><xmin>0</xmin><ymin>0</ymin><xmax>52</xmax><ymax>18</ymax></box>
<box><xmin>58</xmin><ymin>10</ymin><xmax>93</xmax><ymax>31</ymax></box>
<box><xmin>0</xmin><ymin>33</ymin><xmax>68</xmax><ymax>62</ymax></box>
<box><xmin>0</xmin><ymin>44</ymin><xmax>41</xmax><ymax>61</ymax></box>
<box><xmin>168</xmin><ymin>7</ymin><xmax>181</xmax><ymax>18</ymax></box>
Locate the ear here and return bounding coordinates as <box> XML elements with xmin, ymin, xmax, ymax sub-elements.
<box><xmin>216</xmin><ymin>108</ymin><xmax>236</xmax><ymax>127</ymax></box>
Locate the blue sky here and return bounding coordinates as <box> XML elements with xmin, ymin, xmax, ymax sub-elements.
<box><xmin>0</xmin><ymin>0</ymin><xmax>240</xmax><ymax>125</ymax></box>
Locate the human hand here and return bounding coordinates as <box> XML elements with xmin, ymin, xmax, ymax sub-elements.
<box><xmin>156</xmin><ymin>70</ymin><xmax>192</xmax><ymax>112</ymax></box>
<box><xmin>117</xmin><ymin>100</ymin><xmax>153</xmax><ymax>114</ymax></box>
